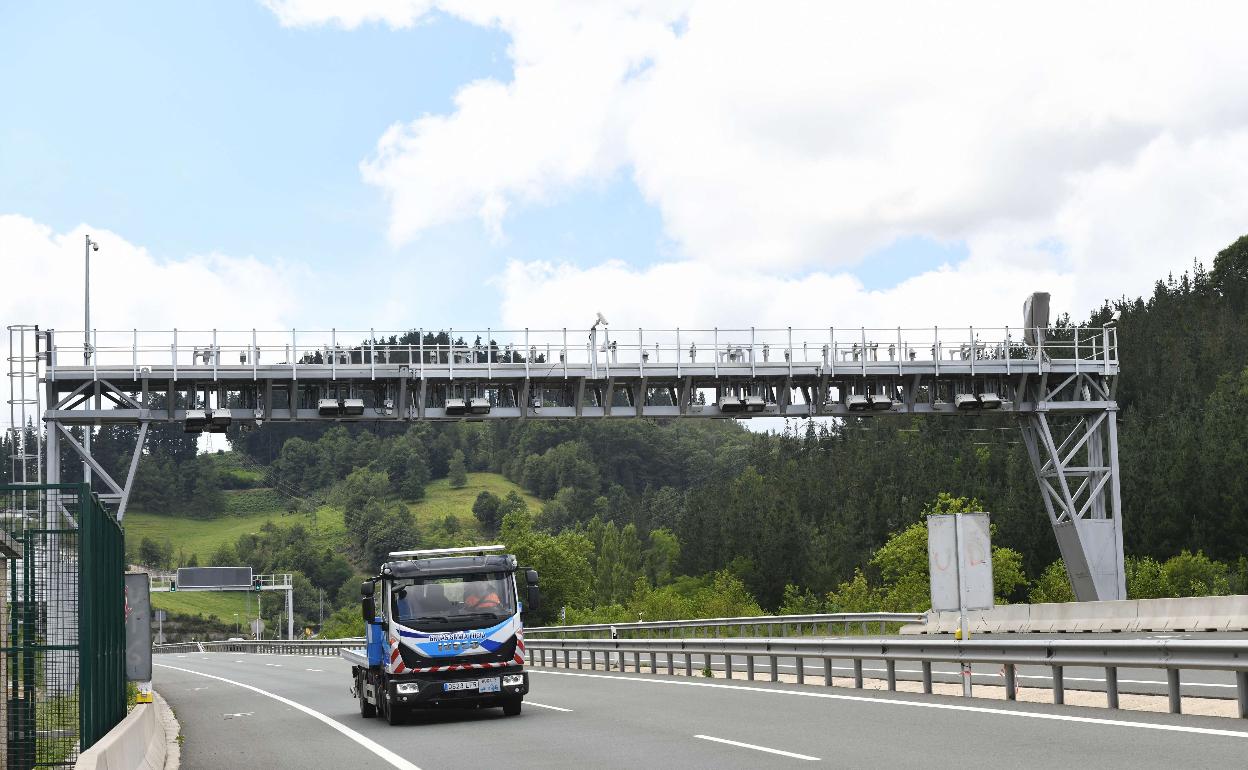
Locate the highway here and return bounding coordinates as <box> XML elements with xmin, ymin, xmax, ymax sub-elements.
<box><xmin>156</xmin><ymin>652</ymin><xmax>1248</xmax><ymax>769</ymax></box>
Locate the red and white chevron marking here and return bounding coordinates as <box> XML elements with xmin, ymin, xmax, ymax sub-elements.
<box><xmin>387</xmin><ymin>632</ymin><xmax>526</xmax><ymax>674</ymax></box>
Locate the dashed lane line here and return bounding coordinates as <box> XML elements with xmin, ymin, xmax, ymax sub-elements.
<box><xmin>155</xmin><ymin>663</ymin><xmax>422</xmax><ymax>770</ymax></box>
<box><xmin>525</xmin><ymin>701</ymin><xmax>573</xmax><ymax>712</ymax></box>
<box><xmin>694</xmin><ymin>734</ymin><xmax>819</xmax><ymax>761</ymax></box>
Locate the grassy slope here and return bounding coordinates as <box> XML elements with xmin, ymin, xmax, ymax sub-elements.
<box><xmin>152</xmin><ymin>590</ymin><xmax>256</xmax><ymax>621</ymax></box>
<box><xmin>129</xmin><ymin>472</ymin><xmax>538</xmax><ymax>618</ymax></box>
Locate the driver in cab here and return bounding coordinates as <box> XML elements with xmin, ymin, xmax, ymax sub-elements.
<box><xmin>464</xmin><ymin>582</ymin><xmax>502</xmax><ymax>612</ymax></box>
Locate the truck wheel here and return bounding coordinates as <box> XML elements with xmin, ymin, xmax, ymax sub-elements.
<box><xmin>358</xmin><ymin>675</ymin><xmax>376</xmax><ymax>718</ymax></box>
<box><xmin>384</xmin><ymin>694</ymin><xmax>406</xmax><ymax>725</ymax></box>
<box><xmin>502</xmin><ymin>697</ymin><xmax>522</xmax><ymax>717</ymax></box>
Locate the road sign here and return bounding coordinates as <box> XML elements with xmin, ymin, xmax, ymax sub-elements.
<box><xmin>177</xmin><ymin>566</ymin><xmax>254</xmax><ymax>590</ymax></box>
<box><xmin>249</xmin><ymin>618</ymin><xmax>266</xmax><ymax>639</ymax></box>
<box><xmin>928</xmin><ymin>512</ymin><xmax>993</xmax><ymax>699</ymax></box>
<box><xmin>927</xmin><ymin>513</ymin><xmax>993</xmax><ymax>612</ymax></box>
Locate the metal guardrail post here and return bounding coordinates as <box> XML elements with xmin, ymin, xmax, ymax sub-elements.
<box><xmin>853</xmin><ymin>659</ymin><xmax>864</xmax><ymax>688</ymax></box>
<box><xmin>1052</xmin><ymin>665</ymin><xmax>1065</xmax><ymax>705</ymax></box>
<box><xmin>1237</xmin><ymin>672</ymin><xmax>1248</xmax><ymax>719</ymax></box>
<box><xmin>666</xmin><ymin>652</ymin><xmax>674</xmax><ymax>675</ymax></box>
<box><xmin>886</xmin><ymin>660</ymin><xmax>896</xmax><ymax>691</ymax></box>
<box><xmin>795</xmin><ymin>657</ymin><xmax>804</xmax><ymax>684</ymax></box>
<box><xmin>747</xmin><ymin>655</ymin><xmax>755</xmax><ymax>681</ymax></box>
<box><xmin>1106</xmin><ymin>667</ymin><xmax>1119</xmax><ymax>709</ymax></box>
<box><xmin>684</xmin><ymin>652</ymin><xmax>692</xmax><ymax>677</ymax></box>
<box><xmin>725</xmin><ymin>654</ymin><xmax>733</xmax><ymax>679</ymax></box>
<box><xmin>703</xmin><ymin>653</ymin><xmax>711</xmax><ymax>676</ymax></box>
<box><xmin>769</xmin><ymin>655</ymin><xmax>779</xmax><ymax>683</ymax></box>
<box><xmin>922</xmin><ymin>661</ymin><xmax>933</xmax><ymax>694</ymax></box>
<box><xmin>1168</xmin><ymin>669</ymin><xmax>1182</xmax><ymax>714</ymax></box>
<box><xmin>823</xmin><ymin>659</ymin><xmax>833</xmax><ymax>686</ymax></box>
<box><xmin>649</xmin><ymin>652</ymin><xmax>657</xmax><ymax>673</ymax></box>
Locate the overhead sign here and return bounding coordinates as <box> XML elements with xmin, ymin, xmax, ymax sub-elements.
<box><xmin>176</xmin><ymin>566</ymin><xmax>254</xmax><ymax>590</ymax></box>
<box><xmin>124</xmin><ymin>573</ymin><xmax>153</xmax><ymax>681</ymax></box>
<box><xmin>927</xmin><ymin>513</ymin><xmax>994</xmax><ymax>612</ymax></box>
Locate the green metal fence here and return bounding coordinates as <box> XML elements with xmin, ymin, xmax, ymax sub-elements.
<box><xmin>2</xmin><ymin>484</ymin><xmax>126</xmax><ymax>768</ymax></box>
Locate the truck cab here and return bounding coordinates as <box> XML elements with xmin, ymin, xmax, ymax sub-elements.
<box><xmin>343</xmin><ymin>545</ymin><xmax>540</xmax><ymax>725</ymax></box>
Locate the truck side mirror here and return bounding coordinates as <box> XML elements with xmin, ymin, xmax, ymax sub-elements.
<box><xmin>525</xmin><ymin>569</ymin><xmax>539</xmax><ymax>586</ymax></box>
<box><xmin>361</xmin><ymin>581</ymin><xmax>376</xmax><ymax>624</ymax></box>
<box><xmin>526</xmin><ymin>585</ymin><xmax>541</xmax><ymax>613</ymax></box>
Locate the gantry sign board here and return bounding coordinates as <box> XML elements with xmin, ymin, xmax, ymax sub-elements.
<box><xmin>927</xmin><ymin>513</ymin><xmax>994</xmax><ymax>613</ymax></box>
<box><xmin>176</xmin><ymin>566</ymin><xmax>253</xmax><ymax>590</ymax></box>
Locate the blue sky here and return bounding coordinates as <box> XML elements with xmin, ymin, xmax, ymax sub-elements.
<box><xmin>4</xmin><ymin>1</ymin><xmax>1246</xmax><ymax>342</ymax></box>
<box><xmin>0</xmin><ymin>0</ymin><xmax>960</xmax><ymax>333</ymax></box>
<box><xmin>0</xmin><ymin>2</ymin><xmax>676</xmax><ymax>327</ymax></box>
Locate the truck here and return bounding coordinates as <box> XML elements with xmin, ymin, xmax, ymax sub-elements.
<box><xmin>341</xmin><ymin>544</ymin><xmax>540</xmax><ymax>725</ymax></box>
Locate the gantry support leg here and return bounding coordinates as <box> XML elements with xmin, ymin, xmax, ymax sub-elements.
<box><xmin>1021</xmin><ymin>410</ymin><xmax>1126</xmax><ymax>601</ymax></box>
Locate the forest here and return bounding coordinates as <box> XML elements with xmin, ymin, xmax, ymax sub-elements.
<box><xmin>3</xmin><ymin>235</ymin><xmax>1248</xmax><ymax>636</ymax></box>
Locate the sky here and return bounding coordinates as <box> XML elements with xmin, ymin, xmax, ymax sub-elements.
<box><xmin>4</xmin><ymin>1</ymin><xmax>1248</xmax><ymax>428</ymax></box>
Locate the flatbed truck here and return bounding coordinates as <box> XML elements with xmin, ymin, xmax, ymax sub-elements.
<box><xmin>342</xmin><ymin>545</ymin><xmax>540</xmax><ymax>725</ymax></box>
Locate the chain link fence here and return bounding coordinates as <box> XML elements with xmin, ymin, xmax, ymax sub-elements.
<box><xmin>2</xmin><ymin>484</ymin><xmax>125</xmax><ymax>768</ymax></box>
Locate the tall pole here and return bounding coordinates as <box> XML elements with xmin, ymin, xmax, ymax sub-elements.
<box><xmin>83</xmin><ymin>235</ymin><xmax>96</xmax><ymax>489</ymax></box>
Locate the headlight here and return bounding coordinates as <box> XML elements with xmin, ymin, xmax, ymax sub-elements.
<box><xmin>395</xmin><ymin>682</ymin><xmax>419</xmax><ymax>694</ymax></box>
<box><xmin>502</xmin><ymin>674</ymin><xmax>524</xmax><ymax>687</ymax></box>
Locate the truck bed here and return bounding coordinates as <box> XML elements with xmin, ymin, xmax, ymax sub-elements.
<box><xmin>340</xmin><ymin>647</ymin><xmax>369</xmax><ymax>667</ymax></box>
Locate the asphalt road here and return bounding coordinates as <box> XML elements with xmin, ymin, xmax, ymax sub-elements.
<box><xmin>156</xmin><ymin>652</ymin><xmax>1248</xmax><ymax>769</ymax></box>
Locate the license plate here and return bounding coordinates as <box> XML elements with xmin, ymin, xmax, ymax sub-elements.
<box><xmin>477</xmin><ymin>677</ymin><xmax>501</xmax><ymax>693</ymax></box>
<box><xmin>443</xmin><ymin>680</ymin><xmax>477</xmax><ymax>692</ymax></box>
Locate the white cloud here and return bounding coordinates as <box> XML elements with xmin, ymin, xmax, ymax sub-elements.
<box><xmin>0</xmin><ymin>215</ymin><xmax>304</xmax><ymax>428</ymax></box>
<box><xmin>265</xmin><ymin>0</ymin><xmax>1248</xmax><ymax>299</ymax></box>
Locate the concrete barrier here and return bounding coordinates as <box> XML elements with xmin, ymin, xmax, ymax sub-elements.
<box><xmin>75</xmin><ymin>691</ymin><xmax>179</xmax><ymax>770</ymax></box>
<box><xmin>906</xmin><ymin>594</ymin><xmax>1248</xmax><ymax>635</ymax></box>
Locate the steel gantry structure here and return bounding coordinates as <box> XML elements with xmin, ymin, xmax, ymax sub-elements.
<box><xmin>6</xmin><ymin>311</ymin><xmax>1124</xmax><ymax>600</ymax></box>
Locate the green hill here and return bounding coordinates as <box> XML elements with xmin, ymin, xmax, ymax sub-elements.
<box><xmin>126</xmin><ymin>471</ymin><xmax>538</xmax><ymax>567</ymax></box>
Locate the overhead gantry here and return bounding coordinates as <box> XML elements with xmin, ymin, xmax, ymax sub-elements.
<box><xmin>6</xmin><ymin>302</ymin><xmax>1124</xmax><ymax>600</ymax></box>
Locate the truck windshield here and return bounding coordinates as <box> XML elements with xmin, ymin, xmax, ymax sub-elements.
<box><xmin>391</xmin><ymin>572</ymin><xmax>516</xmax><ymax>628</ymax></box>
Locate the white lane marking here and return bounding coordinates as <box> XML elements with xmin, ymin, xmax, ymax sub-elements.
<box><xmin>234</xmin><ymin>660</ymin><xmax>245</xmax><ymax>663</ymax></box>
<box><xmin>265</xmin><ymin>663</ymin><xmax>282</xmax><ymax>667</ymax></box>
<box><xmin>306</xmin><ymin>668</ymin><xmax>324</xmax><ymax>672</ymax></box>
<box><xmin>531</xmin><ymin>671</ymin><xmax>1248</xmax><ymax>739</ymax></box>
<box><xmin>224</xmin><ymin>712</ymin><xmax>254</xmax><ymax>719</ymax></box>
<box><xmin>155</xmin><ymin>664</ymin><xmax>422</xmax><ymax>770</ymax></box>
<box><xmin>694</xmin><ymin>734</ymin><xmax>819</xmax><ymax>761</ymax></box>
<box><xmin>525</xmin><ymin>701</ymin><xmax>573</xmax><ymax>712</ymax></box>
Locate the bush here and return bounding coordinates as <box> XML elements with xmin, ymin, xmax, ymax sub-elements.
<box><xmin>1028</xmin><ymin>560</ymin><xmax>1075</xmax><ymax>603</ymax></box>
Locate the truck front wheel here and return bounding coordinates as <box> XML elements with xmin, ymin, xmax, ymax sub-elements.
<box><xmin>502</xmin><ymin>697</ymin><xmax>522</xmax><ymax>717</ymax></box>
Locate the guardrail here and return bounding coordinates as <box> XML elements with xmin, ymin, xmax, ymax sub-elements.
<box><xmin>526</xmin><ymin>612</ymin><xmax>925</xmax><ymax>638</ymax></box>
<box><xmin>154</xmin><ymin>639</ymin><xmax>363</xmax><ymax>655</ymax></box>
<box><xmin>524</xmin><ymin>636</ymin><xmax>1248</xmax><ymax>718</ymax></box>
